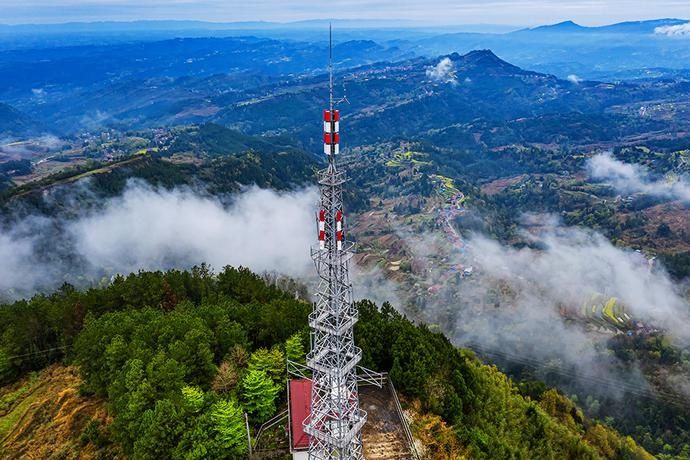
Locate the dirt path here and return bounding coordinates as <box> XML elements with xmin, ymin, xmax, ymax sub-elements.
<box><xmin>361</xmin><ymin>385</ymin><xmax>414</xmax><ymax>460</ymax></box>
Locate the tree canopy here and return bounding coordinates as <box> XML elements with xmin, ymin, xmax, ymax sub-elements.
<box><xmin>0</xmin><ymin>266</ymin><xmax>657</xmax><ymax>459</ymax></box>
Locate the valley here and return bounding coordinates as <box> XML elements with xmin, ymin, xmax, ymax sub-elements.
<box><xmin>0</xmin><ymin>17</ymin><xmax>689</xmax><ymax>459</ymax></box>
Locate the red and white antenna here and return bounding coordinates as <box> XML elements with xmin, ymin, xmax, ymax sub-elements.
<box><xmin>323</xmin><ymin>109</ymin><xmax>340</xmax><ymax>156</ymax></box>
<box><xmin>318</xmin><ymin>209</ymin><xmax>326</xmax><ymax>250</ymax></box>
<box><xmin>323</xmin><ymin>23</ymin><xmax>343</xmax><ymax>160</ymax></box>
<box><xmin>318</xmin><ymin>23</ymin><xmax>346</xmax><ymax>250</ymax></box>
<box><xmin>335</xmin><ymin>209</ymin><xmax>344</xmax><ymax>251</ymax></box>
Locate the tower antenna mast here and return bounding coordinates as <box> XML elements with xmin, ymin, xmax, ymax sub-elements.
<box><xmin>329</xmin><ymin>23</ymin><xmax>334</xmax><ymax>113</ymax></box>
<box><xmin>305</xmin><ymin>25</ymin><xmax>366</xmax><ymax>460</ymax></box>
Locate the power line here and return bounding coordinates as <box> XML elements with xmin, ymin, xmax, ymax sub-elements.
<box><xmin>4</xmin><ymin>345</ymin><xmax>68</xmax><ymax>361</ymax></box>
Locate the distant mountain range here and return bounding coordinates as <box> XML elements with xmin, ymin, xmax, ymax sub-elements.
<box><xmin>414</xmin><ymin>18</ymin><xmax>690</xmax><ymax>79</ymax></box>
<box><xmin>1</xmin><ymin>18</ymin><xmax>687</xmax><ymax>34</ymax></box>
<box><xmin>523</xmin><ymin>18</ymin><xmax>688</xmax><ymax>34</ymax></box>
<box><xmin>0</xmin><ymin>19</ymin><xmax>515</xmax><ymax>49</ymax></box>
<box><xmin>1</xmin><ymin>17</ymin><xmax>690</xmax><ymax>80</ymax></box>
<box><xmin>2</xmin><ymin>19</ymin><xmax>690</xmax><ymax>140</ymax></box>
<box><xmin>211</xmin><ymin>49</ymin><xmax>687</xmax><ymax>150</ymax></box>
<box><xmin>2</xmin><ymin>45</ymin><xmax>688</xmax><ymax>145</ymax></box>
<box><xmin>0</xmin><ymin>36</ymin><xmax>410</xmax><ymax>95</ymax></box>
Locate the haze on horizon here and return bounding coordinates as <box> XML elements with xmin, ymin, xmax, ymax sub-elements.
<box><xmin>0</xmin><ymin>0</ymin><xmax>689</xmax><ymax>27</ymax></box>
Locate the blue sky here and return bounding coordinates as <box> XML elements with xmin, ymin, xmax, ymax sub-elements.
<box><xmin>0</xmin><ymin>0</ymin><xmax>689</xmax><ymax>26</ymax></box>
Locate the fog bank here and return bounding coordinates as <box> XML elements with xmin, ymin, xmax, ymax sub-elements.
<box><xmin>0</xmin><ymin>182</ymin><xmax>318</xmax><ymax>300</ymax></box>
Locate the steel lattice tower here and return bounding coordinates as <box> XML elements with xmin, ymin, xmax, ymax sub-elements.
<box><xmin>304</xmin><ymin>26</ymin><xmax>366</xmax><ymax>460</ymax></box>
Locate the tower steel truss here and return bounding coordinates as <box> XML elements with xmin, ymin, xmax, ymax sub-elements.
<box><xmin>304</xmin><ymin>26</ymin><xmax>365</xmax><ymax>460</ymax></box>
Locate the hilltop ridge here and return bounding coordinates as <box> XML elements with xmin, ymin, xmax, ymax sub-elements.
<box><xmin>0</xmin><ymin>267</ymin><xmax>655</xmax><ymax>459</ymax></box>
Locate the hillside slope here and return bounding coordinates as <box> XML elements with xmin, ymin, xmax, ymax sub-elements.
<box><xmin>0</xmin><ymin>365</ymin><xmax>116</xmax><ymax>459</ymax></box>
<box><xmin>0</xmin><ymin>268</ymin><xmax>654</xmax><ymax>459</ymax></box>
<box><xmin>0</xmin><ymin>103</ymin><xmax>43</xmax><ymax>137</ymax></box>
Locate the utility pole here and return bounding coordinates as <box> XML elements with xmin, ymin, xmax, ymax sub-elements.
<box><xmin>245</xmin><ymin>412</ymin><xmax>252</xmax><ymax>458</ymax></box>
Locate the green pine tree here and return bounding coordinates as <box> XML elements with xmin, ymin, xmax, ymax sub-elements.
<box><xmin>241</xmin><ymin>370</ymin><xmax>279</xmax><ymax>422</ymax></box>
<box><xmin>210</xmin><ymin>399</ymin><xmax>247</xmax><ymax>457</ymax></box>
<box><xmin>182</xmin><ymin>385</ymin><xmax>205</xmax><ymax>413</ymax></box>
<box><xmin>285</xmin><ymin>332</ymin><xmax>306</xmax><ymax>364</ymax></box>
<box><xmin>247</xmin><ymin>347</ymin><xmax>285</xmax><ymax>383</ymax></box>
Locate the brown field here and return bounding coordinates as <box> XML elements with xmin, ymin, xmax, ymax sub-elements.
<box><xmin>617</xmin><ymin>201</ymin><xmax>690</xmax><ymax>253</ymax></box>
<box><xmin>642</xmin><ymin>202</ymin><xmax>690</xmax><ymax>251</ymax></box>
<box><xmin>480</xmin><ymin>175</ymin><xmax>527</xmax><ymax>196</ymax></box>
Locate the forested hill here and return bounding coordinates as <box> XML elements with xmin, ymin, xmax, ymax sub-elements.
<box><xmin>0</xmin><ymin>266</ymin><xmax>652</xmax><ymax>459</ymax></box>
<box><xmin>0</xmin><ymin>103</ymin><xmax>44</xmax><ymax>136</ymax></box>
<box><xmin>0</xmin><ymin>124</ymin><xmax>321</xmax><ymax>219</ymax></box>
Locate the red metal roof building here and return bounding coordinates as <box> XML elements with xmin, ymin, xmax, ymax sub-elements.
<box><xmin>288</xmin><ymin>379</ymin><xmax>311</xmax><ymax>454</ymax></box>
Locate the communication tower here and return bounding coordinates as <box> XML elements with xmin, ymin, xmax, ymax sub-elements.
<box><xmin>304</xmin><ymin>26</ymin><xmax>366</xmax><ymax>460</ymax></box>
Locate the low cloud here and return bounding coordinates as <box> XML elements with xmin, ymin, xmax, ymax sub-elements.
<box><xmin>426</xmin><ymin>57</ymin><xmax>457</xmax><ymax>84</ymax></box>
<box><xmin>0</xmin><ymin>218</ymin><xmax>53</xmax><ymax>297</ymax></box>
<box><xmin>0</xmin><ymin>182</ymin><xmax>318</xmax><ymax>300</ymax></box>
<box><xmin>465</xmin><ymin>227</ymin><xmax>689</xmax><ymax>340</ymax></box>
<box><xmin>0</xmin><ymin>135</ymin><xmax>63</xmax><ymax>159</ymax></box>
<box><xmin>655</xmin><ymin>22</ymin><xmax>690</xmax><ymax>37</ymax></box>
<box><xmin>351</xmin><ymin>264</ymin><xmax>403</xmax><ymax>307</ymax></box>
<box><xmin>587</xmin><ymin>152</ymin><xmax>690</xmax><ymax>203</ymax></box>
<box><xmin>397</xmin><ymin>217</ymin><xmax>690</xmax><ymax>399</ymax></box>
<box><xmin>567</xmin><ymin>74</ymin><xmax>582</xmax><ymax>84</ymax></box>
<box><xmin>79</xmin><ymin>110</ymin><xmax>112</xmax><ymax>130</ymax></box>
<box><xmin>459</xmin><ymin>224</ymin><xmax>690</xmax><ymax>397</ymax></box>
<box><xmin>69</xmin><ymin>183</ymin><xmax>317</xmax><ymax>276</ymax></box>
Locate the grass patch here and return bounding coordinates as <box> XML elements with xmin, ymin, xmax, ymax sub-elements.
<box><xmin>431</xmin><ymin>174</ymin><xmax>461</xmax><ymax>198</ymax></box>
<box><xmin>386</xmin><ymin>151</ymin><xmax>431</xmax><ymax>168</ymax></box>
<box><xmin>0</xmin><ymin>373</ymin><xmax>39</xmax><ymax>414</ymax></box>
<box><xmin>0</xmin><ymin>383</ymin><xmax>44</xmax><ymax>441</ymax></box>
